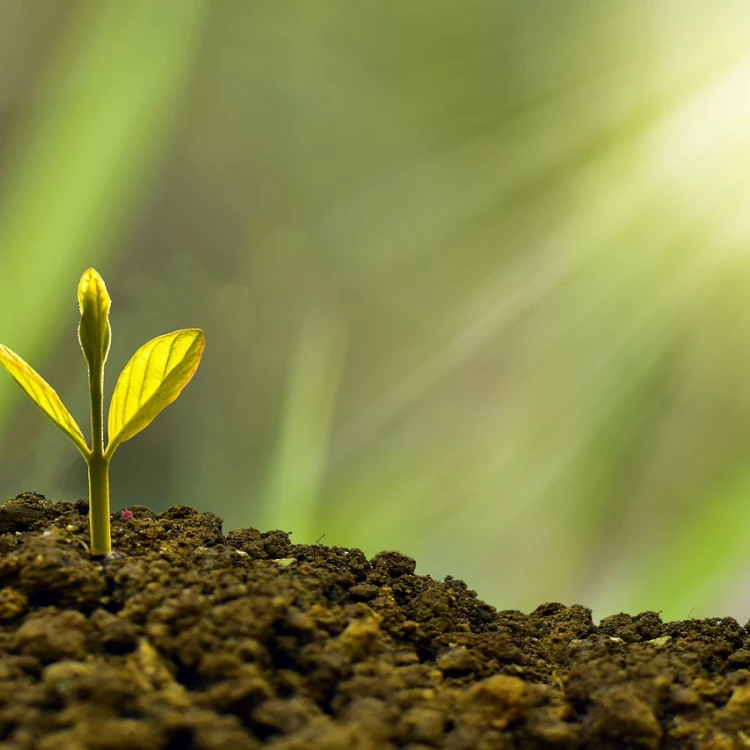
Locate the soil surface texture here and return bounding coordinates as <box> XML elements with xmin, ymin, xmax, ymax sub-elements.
<box><xmin>0</xmin><ymin>493</ymin><xmax>744</xmax><ymax>749</ymax></box>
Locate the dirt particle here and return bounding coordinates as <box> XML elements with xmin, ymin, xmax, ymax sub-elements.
<box><xmin>588</xmin><ymin>686</ymin><xmax>662</xmax><ymax>749</ymax></box>
<box><xmin>37</xmin><ymin>718</ymin><xmax>164</xmax><ymax>750</ymax></box>
<box><xmin>349</xmin><ymin>583</ymin><xmax>380</xmax><ymax>601</ymax></box>
<box><xmin>0</xmin><ymin>494</ymin><xmax>55</xmax><ymax>533</ymax></box>
<box><xmin>0</xmin><ymin>537</ymin><xmax>105</xmax><ymax>609</ymax></box>
<box><xmin>401</xmin><ymin>706</ymin><xmax>446</xmax><ymax>745</ymax></box>
<box><xmin>460</xmin><ymin>674</ymin><xmax>530</xmax><ymax>730</ymax></box>
<box><xmin>436</xmin><ymin>645</ymin><xmax>478</xmax><ymax>676</ymax></box>
<box><xmin>126</xmin><ymin>639</ymin><xmax>183</xmax><ymax>697</ymax></box>
<box><xmin>335</xmin><ymin>614</ymin><xmax>383</xmax><ymax>661</ymax></box>
<box><xmin>90</xmin><ymin>609</ymin><xmax>138</xmax><ymax>654</ymax></box>
<box><xmin>15</xmin><ymin>610</ymin><xmax>89</xmax><ymax>662</ymax></box>
<box><xmin>251</xmin><ymin>696</ymin><xmax>321</xmax><ymax>737</ymax></box>
<box><xmin>0</xmin><ymin>586</ymin><xmax>28</xmax><ymax>620</ymax></box>
<box><xmin>371</xmin><ymin>550</ymin><xmax>417</xmax><ymax>578</ymax></box>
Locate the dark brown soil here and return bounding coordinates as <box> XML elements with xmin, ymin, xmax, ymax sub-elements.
<box><xmin>0</xmin><ymin>494</ymin><xmax>745</xmax><ymax>749</ymax></box>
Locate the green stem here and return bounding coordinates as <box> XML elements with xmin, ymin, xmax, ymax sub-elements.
<box><xmin>87</xmin><ymin>454</ymin><xmax>111</xmax><ymax>555</ymax></box>
<box><xmin>87</xmin><ymin>352</ymin><xmax>111</xmax><ymax>554</ymax></box>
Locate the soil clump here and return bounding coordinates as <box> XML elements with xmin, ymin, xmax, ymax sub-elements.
<box><xmin>0</xmin><ymin>493</ymin><xmax>744</xmax><ymax>749</ymax></box>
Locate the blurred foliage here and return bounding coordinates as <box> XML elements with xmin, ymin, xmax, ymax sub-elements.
<box><xmin>2</xmin><ymin>1</ymin><xmax>750</xmax><ymax>622</ymax></box>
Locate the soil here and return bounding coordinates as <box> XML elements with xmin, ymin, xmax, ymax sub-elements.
<box><xmin>0</xmin><ymin>495</ymin><xmax>745</xmax><ymax>749</ymax></box>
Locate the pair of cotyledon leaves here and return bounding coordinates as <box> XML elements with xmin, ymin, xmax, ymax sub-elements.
<box><xmin>0</xmin><ymin>268</ymin><xmax>204</xmax><ymax>460</ymax></box>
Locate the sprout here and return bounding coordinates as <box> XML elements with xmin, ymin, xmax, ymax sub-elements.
<box><xmin>0</xmin><ymin>268</ymin><xmax>204</xmax><ymax>555</ymax></box>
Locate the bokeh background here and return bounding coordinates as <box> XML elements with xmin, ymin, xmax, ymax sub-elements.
<box><xmin>1</xmin><ymin>1</ymin><xmax>750</xmax><ymax>623</ymax></box>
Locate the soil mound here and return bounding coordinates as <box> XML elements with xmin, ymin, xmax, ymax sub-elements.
<box><xmin>0</xmin><ymin>493</ymin><xmax>743</xmax><ymax>749</ymax></box>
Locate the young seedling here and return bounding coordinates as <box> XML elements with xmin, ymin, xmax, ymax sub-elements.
<box><xmin>0</xmin><ymin>268</ymin><xmax>204</xmax><ymax>555</ymax></box>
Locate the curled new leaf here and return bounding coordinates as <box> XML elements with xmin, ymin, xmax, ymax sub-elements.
<box><xmin>0</xmin><ymin>344</ymin><xmax>89</xmax><ymax>457</ymax></box>
<box><xmin>77</xmin><ymin>268</ymin><xmax>111</xmax><ymax>370</ymax></box>
<box><xmin>106</xmin><ymin>329</ymin><xmax>205</xmax><ymax>457</ymax></box>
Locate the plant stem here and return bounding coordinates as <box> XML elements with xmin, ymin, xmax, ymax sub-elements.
<box><xmin>87</xmin><ymin>453</ymin><xmax>111</xmax><ymax>554</ymax></box>
<box><xmin>87</xmin><ymin>349</ymin><xmax>110</xmax><ymax>554</ymax></box>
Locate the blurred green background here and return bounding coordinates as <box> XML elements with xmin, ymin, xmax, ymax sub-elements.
<box><xmin>2</xmin><ymin>1</ymin><xmax>750</xmax><ymax>623</ymax></box>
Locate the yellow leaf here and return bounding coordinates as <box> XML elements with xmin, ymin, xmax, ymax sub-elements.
<box><xmin>107</xmin><ymin>328</ymin><xmax>205</xmax><ymax>456</ymax></box>
<box><xmin>77</xmin><ymin>268</ymin><xmax>111</xmax><ymax>370</ymax></box>
<box><xmin>0</xmin><ymin>344</ymin><xmax>89</xmax><ymax>457</ymax></box>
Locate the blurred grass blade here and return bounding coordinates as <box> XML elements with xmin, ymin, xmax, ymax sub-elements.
<box><xmin>107</xmin><ymin>329</ymin><xmax>205</xmax><ymax>456</ymax></box>
<box><xmin>0</xmin><ymin>344</ymin><xmax>89</xmax><ymax>457</ymax></box>
<box><xmin>261</xmin><ymin>310</ymin><xmax>347</xmax><ymax>539</ymax></box>
<box><xmin>0</xmin><ymin>0</ymin><xmax>207</xmax><ymax>426</ymax></box>
<box><xmin>595</xmin><ymin>458</ymin><xmax>750</xmax><ymax>621</ymax></box>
